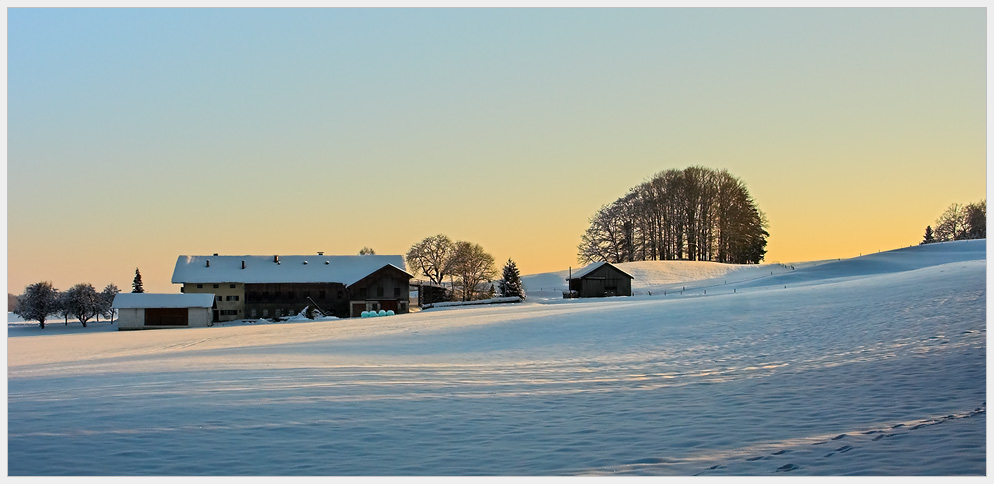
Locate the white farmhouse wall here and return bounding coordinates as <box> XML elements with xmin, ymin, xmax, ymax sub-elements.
<box><xmin>117</xmin><ymin>308</ymin><xmax>145</xmax><ymax>330</ymax></box>
<box><xmin>188</xmin><ymin>308</ymin><xmax>211</xmax><ymax>328</ymax></box>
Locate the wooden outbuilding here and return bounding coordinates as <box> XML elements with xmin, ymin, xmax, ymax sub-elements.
<box><xmin>113</xmin><ymin>293</ymin><xmax>216</xmax><ymax>330</ymax></box>
<box><xmin>567</xmin><ymin>262</ymin><xmax>634</xmax><ymax>298</ymax></box>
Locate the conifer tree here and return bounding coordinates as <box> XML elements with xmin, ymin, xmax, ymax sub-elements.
<box><xmin>921</xmin><ymin>225</ymin><xmax>935</xmax><ymax>245</ymax></box>
<box><xmin>501</xmin><ymin>258</ymin><xmax>525</xmax><ymax>300</ymax></box>
<box><xmin>132</xmin><ymin>268</ymin><xmax>145</xmax><ymax>293</ymax></box>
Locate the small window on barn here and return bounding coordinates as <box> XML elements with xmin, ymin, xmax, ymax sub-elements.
<box><xmin>230</xmin><ymin>284</ymin><xmax>236</xmax><ymax>289</ymax></box>
<box><xmin>262</xmin><ymin>309</ymin><xmax>269</xmax><ymax>317</ymax></box>
<box><xmin>213</xmin><ymin>284</ymin><xmax>219</xmax><ymax>289</ymax></box>
<box><xmin>234</xmin><ymin>295</ymin><xmax>239</xmax><ymax>301</ymax></box>
<box><xmin>197</xmin><ymin>284</ymin><xmax>203</xmax><ymax>289</ymax></box>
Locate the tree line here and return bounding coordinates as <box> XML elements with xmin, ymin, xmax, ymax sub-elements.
<box><xmin>405</xmin><ymin>234</ymin><xmax>524</xmax><ymax>302</ymax></box>
<box><xmin>578</xmin><ymin>166</ymin><xmax>769</xmax><ymax>265</ymax></box>
<box><xmin>922</xmin><ymin>200</ymin><xmax>986</xmax><ymax>244</ymax></box>
<box><xmin>13</xmin><ymin>281</ymin><xmax>121</xmax><ymax>329</ymax></box>
<box><xmin>13</xmin><ymin>268</ymin><xmax>144</xmax><ymax>329</ymax></box>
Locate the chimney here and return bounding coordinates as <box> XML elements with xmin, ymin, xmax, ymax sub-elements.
<box><xmin>242</xmin><ymin>260</ymin><xmax>246</xmax><ymax>269</ymax></box>
<box><xmin>317</xmin><ymin>251</ymin><xmax>324</xmax><ymax>256</ymax></box>
<box><xmin>274</xmin><ymin>255</ymin><xmax>279</xmax><ymax>263</ymax></box>
<box><xmin>213</xmin><ymin>253</ymin><xmax>219</xmax><ymax>256</ymax></box>
<box><xmin>206</xmin><ymin>260</ymin><xmax>210</xmax><ymax>267</ymax></box>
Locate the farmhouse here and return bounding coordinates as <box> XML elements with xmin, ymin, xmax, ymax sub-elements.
<box><xmin>567</xmin><ymin>261</ymin><xmax>634</xmax><ymax>297</ymax></box>
<box><xmin>113</xmin><ymin>293</ymin><xmax>216</xmax><ymax>330</ymax></box>
<box><xmin>172</xmin><ymin>254</ymin><xmax>413</xmax><ymax>321</ymax></box>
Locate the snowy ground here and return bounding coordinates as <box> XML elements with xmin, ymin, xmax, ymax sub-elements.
<box><xmin>7</xmin><ymin>240</ymin><xmax>986</xmax><ymax>475</ymax></box>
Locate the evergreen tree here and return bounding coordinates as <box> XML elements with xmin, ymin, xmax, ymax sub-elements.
<box><xmin>359</xmin><ymin>247</ymin><xmax>376</xmax><ymax>255</ymax></box>
<box><xmin>132</xmin><ymin>268</ymin><xmax>145</xmax><ymax>293</ymax></box>
<box><xmin>921</xmin><ymin>225</ymin><xmax>935</xmax><ymax>245</ymax></box>
<box><xmin>501</xmin><ymin>258</ymin><xmax>526</xmax><ymax>300</ymax></box>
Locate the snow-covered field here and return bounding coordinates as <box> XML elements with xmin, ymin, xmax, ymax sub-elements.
<box><xmin>7</xmin><ymin>240</ymin><xmax>986</xmax><ymax>475</ymax></box>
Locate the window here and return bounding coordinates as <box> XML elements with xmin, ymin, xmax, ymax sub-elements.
<box><xmin>262</xmin><ymin>309</ymin><xmax>269</xmax><ymax>317</ymax></box>
<box><xmin>225</xmin><ymin>295</ymin><xmax>240</xmax><ymax>301</ymax></box>
<box><xmin>216</xmin><ymin>296</ymin><xmax>222</xmax><ymax>301</ymax></box>
<box><xmin>230</xmin><ymin>284</ymin><xmax>236</xmax><ymax>289</ymax></box>
<box><xmin>213</xmin><ymin>284</ymin><xmax>219</xmax><ymax>289</ymax></box>
<box><xmin>197</xmin><ymin>284</ymin><xmax>203</xmax><ymax>289</ymax></box>
<box><xmin>250</xmin><ymin>309</ymin><xmax>257</xmax><ymax>318</ymax></box>
<box><xmin>180</xmin><ymin>287</ymin><xmax>185</xmax><ymax>293</ymax></box>
<box><xmin>234</xmin><ymin>295</ymin><xmax>239</xmax><ymax>301</ymax></box>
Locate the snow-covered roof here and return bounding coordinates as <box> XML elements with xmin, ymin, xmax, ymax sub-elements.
<box><xmin>171</xmin><ymin>255</ymin><xmax>410</xmax><ymax>286</ymax></box>
<box><xmin>568</xmin><ymin>261</ymin><xmax>634</xmax><ymax>280</ymax></box>
<box><xmin>112</xmin><ymin>293</ymin><xmax>216</xmax><ymax>309</ymax></box>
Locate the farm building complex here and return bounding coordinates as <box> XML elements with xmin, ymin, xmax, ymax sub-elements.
<box><xmin>172</xmin><ymin>254</ymin><xmax>413</xmax><ymax>321</ymax></box>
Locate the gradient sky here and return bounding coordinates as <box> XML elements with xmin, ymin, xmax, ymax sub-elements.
<box><xmin>7</xmin><ymin>8</ymin><xmax>987</xmax><ymax>294</ymax></box>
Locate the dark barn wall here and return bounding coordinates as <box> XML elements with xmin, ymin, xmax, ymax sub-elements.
<box><xmin>244</xmin><ymin>282</ymin><xmax>348</xmax><ymax>318</ymax></box>
<box><xmin>576</xmin><ymin>265</ymin><xmax>633</xmax><ymax>297</ymax></box>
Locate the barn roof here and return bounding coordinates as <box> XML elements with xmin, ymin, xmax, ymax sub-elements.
<box><xmin>112</xmin><ymin>293</ymin><xmax>216</xmax><ymax>309</ymax></box>
<box><xmin>171</xmin><ymin>255</ymin><xmax>410</xmax><ymax>286</ymax></box>
<box><xmin>568</xmin><ymin>261</ymin><xmax>634</xmax><ymax>280</ymax></box>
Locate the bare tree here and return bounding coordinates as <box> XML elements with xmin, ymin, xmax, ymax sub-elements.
<box><xmin>933</xmin><ymin>203</ymin><xmax>967</xmax><ymax>241</ymax></box>
<box><xmin>100</xmin><ymin>283</ymin><xmax>121</xmax><ymax>322</ymax></box>
<box><xmin>14</xmin><ymin>282</ymin><xmax>60</xmax><ymax>329</ymax></box>
<box><xmin>65</xmin><ymin>283</ymin><xmax>101</xmax><ymax>328</ymax></box>
<box><xmin>450</xmin><ymin>241</ymin><xmax>498</xmax><ymax>301</ymax></box>
<box><xmin>406</xmin><ymin>234</ymin><xmax>455</xmax><ymax>285</ymax></box>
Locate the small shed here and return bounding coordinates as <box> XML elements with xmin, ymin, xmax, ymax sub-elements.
<box><xmin>567</xmin><ymin>262</ymin><xmax>634</xmax><ymax>298</ymax></box>
<box><xmin>113</xmin><ymin>293</ymin><xmax>216</xmax><ymax>330</ymax></box>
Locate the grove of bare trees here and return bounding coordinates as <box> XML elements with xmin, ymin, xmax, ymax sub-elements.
<box><xmin>578</xmin><ymin>166</ymin><xmax>769</xmax><ymax>265</ymax></box>
<box><xmin>923</xmin><ymin>200</ymin><xmax>986</xmax><ymax>244</ymax></box>
<box><xmin>406</xmin><ymin>234</ymin><xmax>499</xmax><ymax>301</ymax></box>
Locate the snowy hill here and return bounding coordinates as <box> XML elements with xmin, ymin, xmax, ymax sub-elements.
<box><xmin>7</xmin><ymin>240</ymin><xmax>986</xmax><ymax>476</ymax></box>
<box><xmin>522</xmin><ymin>258</ymin><xmax>814</xmax><ymax>298</ymax></box>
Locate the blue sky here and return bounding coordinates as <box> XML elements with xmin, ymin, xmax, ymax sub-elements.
<box><xmin>7</xmin><ymin>8</ymin><xmax>987</xmax><ymax>292</ymax></box>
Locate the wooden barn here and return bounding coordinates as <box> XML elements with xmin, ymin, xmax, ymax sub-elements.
<box><xmin>113</xmin><ymin>293</ymin><xmax>216</xmax><ymax>330</ymax></box>
<box><xmin>567</xmin><ymin>262</ymin><xmax>634</xmax><ymax>298</ymax></box>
